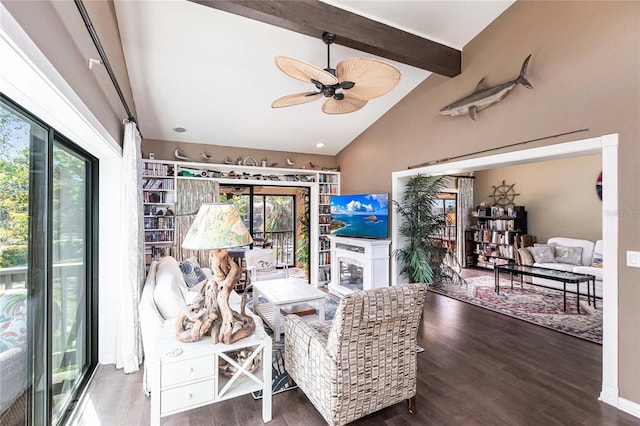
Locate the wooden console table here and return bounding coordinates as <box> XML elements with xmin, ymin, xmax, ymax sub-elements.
<box><xmin>150</xmin><ymin>319</ymin><xmax>272</xmax><ymax>424</ymax></box>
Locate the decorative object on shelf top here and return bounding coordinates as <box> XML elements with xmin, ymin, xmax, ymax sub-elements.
<box><xmin>489</xmin><ymin>180</ymin><xmax>520</xmax><ymax>207</ymax></box>
<box><xmin>440</xmin><ymin>54</ymin><xmax>533</xmax><ymax>120</ymax></box>
<box><xmin>272</xmin><ymin>32</ymin><xmax>401</xmax><ymax>115</ymax></box>
<box><xmin>201</xmin><ymin>152</ymin><xmax>211</xmax><ymax>162</ymax></box>
<box><xmin>243</xmin><ymin>156</ymin><xmax>258</xmax><ymax>166</ymax></box>
<box><xmin>177</xmin><ymin>203</ymin><xmax>256</xmax><ymax>345</ymax></box>
<box><xmin>285</xmin><ymin>158</ymin><xmax>295</xmax><ymax>166</ymax></box>
<box><xmin>174</xmin><ymin>148</ymin><xmax>191</xmax><ymax>161</ymax></box>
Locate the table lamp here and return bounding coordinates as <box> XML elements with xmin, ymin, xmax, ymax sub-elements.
<box><xmin>177</xmin><ymin>203</ymin><xmax>256</xmax><ymax>344</ymax></box>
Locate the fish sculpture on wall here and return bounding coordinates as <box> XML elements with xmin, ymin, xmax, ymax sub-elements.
<box><xmin>440</xmin><ymin>54</ymin><xmax>533</xmax><ymax>120</ymax></box>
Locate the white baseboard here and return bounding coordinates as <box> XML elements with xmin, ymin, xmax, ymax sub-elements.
<box><xmin>599</xmin><ymin>386</ymin><xmax>640</xmax><ymax>420</ymax></box>
<box><xmin>618</xmin><ymin>396</ymin><xmax>640</xmax><ymax>419</ymax></box>
<box><xmin>599</xmin><ymin>384</ymin><xmax>619</xmax><ymax>406</ymax></box>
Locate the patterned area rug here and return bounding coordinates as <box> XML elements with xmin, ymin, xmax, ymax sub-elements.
<box><xmin>252</xmin><ymin>346</ymin><xmax>293</xmax><ymax>399</ymax></box>
<box><xmin>430</xmin><ymin>276</ymin><xmax>602</xmax><ymax>344</ymax></box>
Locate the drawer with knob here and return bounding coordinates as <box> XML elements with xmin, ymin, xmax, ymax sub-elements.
<box><xmin>160</xmin><ymin>378</ymin><xmax>216</xmax><ymax>415</ymax></box>
<box><xmin>161</xmin><ymin>355</ymin><xmax>215</xmax><ymax>388</ymax></box>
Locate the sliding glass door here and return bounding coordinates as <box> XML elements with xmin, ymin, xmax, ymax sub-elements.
<box><xmin>50</xmin><ymin>143</ymin><xmax>93</xmax><ymax>423</ymax></box>
<box><xmin>253</xmin><ymin>195</ymin><xmax>295</xmax><ymax>265</ymax></box>
<box><xmin>220</xmin><ymin>186</ymin><xmax>296</xmax><ymax>266</ymax></box>
<box><xmin>0</xmin><ymin>95</ymin><xmax>97</xmax><ymax>425</ymax></box>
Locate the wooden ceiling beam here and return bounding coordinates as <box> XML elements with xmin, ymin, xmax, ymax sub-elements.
<box><xmin>189</xmin><ymin>0</ymin><xmax>461</xmax><ymax>77</ymax></box>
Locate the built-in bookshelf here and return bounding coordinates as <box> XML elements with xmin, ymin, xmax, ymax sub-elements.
<box><xmin>141</xmin><ymin>159</ymin><xmax>339</xmax><ymax>285</ymax></box>
<box><xmin>469</xmin><ymin>205</ymin><xmax>527</xmax><ymax>270</ymax></box>
<box><xmin>317</xmin><ymin>172</ymin><xmax>340</xmax><ymax>285</ymax></box>
<box><xmin>143</xmin><ymin>161</ymin><xmax>176</xmax><ymax>267</ymax></box>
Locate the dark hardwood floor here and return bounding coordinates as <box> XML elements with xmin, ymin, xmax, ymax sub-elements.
<box><xmin>74</xmin><ymin>282</ymin><xmax>638</xmax><ymax>425</ymax></box>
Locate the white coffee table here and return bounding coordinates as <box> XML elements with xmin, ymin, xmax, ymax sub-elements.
<box><xmin>253</xmin><ymin>277</ymin><xmax>327</xmax><ymax>342</ymax></box>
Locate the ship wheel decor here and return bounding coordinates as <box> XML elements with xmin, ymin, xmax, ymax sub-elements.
<box><xmin>489</xmin><ymin>180</ymin><xmax>520</xmax><ymax>207</ymax></box>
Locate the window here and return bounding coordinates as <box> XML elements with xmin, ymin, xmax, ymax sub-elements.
<box><xmin>220</xmin><ymin>186</ymin><xmax>296</xmax><ymax>266</ymax></box>
<box><xmin>0</xmin><ymin>95</ymin><xmax>98</xmax><ymax>425</ymax></box>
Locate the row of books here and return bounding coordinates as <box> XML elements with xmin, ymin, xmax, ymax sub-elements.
<box><xmin>143</xmin><ymin>163</ymin><xmax>172</xmax><ymax>177</ymax></box>
<box><xmin>144</xmin><ymin>229</ymin><xmax>174</xmax><ymax>243</ymax></box>
<box><xmin>144</xmin><ymin>217</ymin><xmax>173</xmax><ymax>230</ymax></box>
<box><xmin>318</xmin><ymin>174</ymin><xmax>338</xmax><ymax>184</ymax></box>
<box><xmin>319</xmin><ymin>195</ymin><xmax>332</xmax><ymax>205</ymax></box>
<box><xmin>318</xmin><ymin>267</ymin><xmax>331</xmax><ymax>283</ymax></box>
<box><xmin>319</xmin><ymin>215</ymin><xmax>332</xmax><ymax>224</ymax></box>
<box><xmin>473</xmin><ymin>229</ymin><xmax>515</xmax><ymax>244</ymax></box>
<box><xmin>319</xmin><ymin>251</ymin><xmax>331</xmax><ymax>266</ymax></box>
<box><xmin>143</xmin><ymin>191</ymin><xmax>170</xmax><ymax>203</ymax></box>
<box><xmin>319</xmin><ymin>236</ymin><xmax>331</xmax><ymax>251</ymax></box>
<box><xmin>319</xmin><ymin>184</ymin><xmax>338</xmax><ymax>194</ymax></box>
<box><xmin>475</xmin><ymin>243</ymin><xmax>514</xmax><ymax>259</ymax></box>
<box><xmin>143</xmin><ymin>178</ymin><xmax>174</xmax><ymax>190</ymax></box>
<box><xmin>475</xmin><ymin>219</ymin><xmax>517</xmax><ymax>231</ymax></box>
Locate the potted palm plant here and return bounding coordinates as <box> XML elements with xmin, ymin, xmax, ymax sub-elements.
<box><xmin>393</xmin><ymin>174</ymin><xmax>463</xmax><ymax>285</ymax></box>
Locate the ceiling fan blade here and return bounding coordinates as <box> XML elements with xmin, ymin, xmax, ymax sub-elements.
<box><xmin>322</xmin><ymin>96</ymin><xmax>368</xmax><ymax>115</ymax></box>
<box><xmin>336</xmin><ymin>58</ymin><xmax>401</xmax><ymax>100</ymax></box>
<box><xmin>275</xmin><ymin>56</ymin><xmax>338</xmax><ymax>86</ymax></box>
<box><xmin>271</xmin><ymin>92</ymin><xmax>322</xmax><ymax>108</ymax></box>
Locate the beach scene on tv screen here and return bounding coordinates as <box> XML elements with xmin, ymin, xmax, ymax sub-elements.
<box><xmin>330</xmin><ymin>193</ymin><xmax>388</xmax><ymax>238</ymax></box>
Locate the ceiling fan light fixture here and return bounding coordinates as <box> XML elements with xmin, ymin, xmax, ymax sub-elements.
<box><xmin>272</xmin><ymin>33</ymin><xmax>401</xmax><ymax>114</ymax></box>
<box><xmin>322</xmin><ymin>95</ymin><xmax>368</xmax><ymax>115</ymax></box>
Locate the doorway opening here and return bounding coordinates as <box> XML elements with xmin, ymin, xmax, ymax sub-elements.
<box><xmin>392</xmin><ymin>134</ymin><xmax>619</xmax><ymax>409</ymax></box>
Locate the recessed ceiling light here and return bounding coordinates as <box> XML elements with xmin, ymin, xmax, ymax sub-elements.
<box><xmin>316</xmin><ymin>142</ymin><xmax>325</xmax><ymax>148</ymax></box>
<box><xmin>173</xmin><ymin>127</ymin><xmax>186</xmax><ymax>133</ymax></box>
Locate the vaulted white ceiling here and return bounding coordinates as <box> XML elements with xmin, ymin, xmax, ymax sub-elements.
<box><xmin>114</xmin><ymin>0</ymin><xmax>514</xmax><ymax>155</ymax></box>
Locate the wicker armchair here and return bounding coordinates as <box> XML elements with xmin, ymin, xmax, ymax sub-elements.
<box><xmin>284</xmin><ymin>284</ymin><xmax>427</xmax><ymax>426</ymax></box>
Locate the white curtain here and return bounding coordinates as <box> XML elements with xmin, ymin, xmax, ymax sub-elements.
<box><xmin>457</xmin><ymin>177</ymin><xmax>474</xmax><ymax>268</ymax></box>
<box><xmin>115</xmin><ymin>121</ymin><xmax>144</xmax><ymax>373</ymax></box>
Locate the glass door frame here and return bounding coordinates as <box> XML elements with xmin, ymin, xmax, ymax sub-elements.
<box><xmin>2</xmin><ymin>94</ymin><xmax>99</xmax><ymax>426</ymax></box>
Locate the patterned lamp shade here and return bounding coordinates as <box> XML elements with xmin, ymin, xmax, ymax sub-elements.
<box><xmin>182</xmin><ymin>203</ymin><xmax>253</xmax><ymax>250</ymax></box>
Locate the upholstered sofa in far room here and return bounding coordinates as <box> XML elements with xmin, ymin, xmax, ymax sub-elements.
<box><xmin>522</xmin><ymin>237</ymin><xmax>603</xmax><ymax>299</ymax></box>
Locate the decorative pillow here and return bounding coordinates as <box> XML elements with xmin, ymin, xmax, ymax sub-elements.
<box><xmin>0</xmin><ymin>290</ymin><xmax>27</xmax><ymax>351</ymax></box>
<box><xmin>518</xmin><ymin>248</ymin><xmax>535</xmax><ymax>266</ymax></box>
<box><xmin>534</xmin><ymin>242</ymin><xmax>556</xmax><ymax>250</ymax></box>
<box><xmin>256</xmin><ymin>259</ymin><xmax>276</xmax><ymax>273</ymax></box>
<box><xmin>527</xmin><ymin>245</ymin><xmax>555</xmax><ymax>263</ymax></box>
<box><xmin>179</xmin><ymin>258</ymin><xmax>207</xmax><ymax>288</ymax></box>
<box><xmin>591</xmin><ymin>254</ymin><xmax>603</xmax><ymax>268</ymax></box>
<box><xmin>554</xmin><ymin>245</ymin><xmax>583</xmax><ymax>265</ymax></box>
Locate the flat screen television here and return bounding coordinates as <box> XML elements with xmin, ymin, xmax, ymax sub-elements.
<box><xmin>330</xmin><ymin>193</ymin><xmax>389</xmax><ymax>239</ymax></box>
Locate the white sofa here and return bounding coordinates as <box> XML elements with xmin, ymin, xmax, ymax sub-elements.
<box><xmin>138</xmin><ymin>256</ymin><xmax>261</xmax><ymax>394</ymax></box>
<box><xmin>531</xmin><ymin>237</ymin><xmax>603</xmax><ymax>299</ymax></box>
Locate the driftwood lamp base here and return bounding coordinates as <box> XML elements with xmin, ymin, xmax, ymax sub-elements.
<box><xmin>176</xmin><ymin>249</ymin><xmax>256</xmax><ymax>344</ymax></box>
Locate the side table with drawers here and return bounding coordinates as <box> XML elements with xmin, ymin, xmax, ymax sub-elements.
<box><xmin>149</xmin><ymin>318</ymin><xmax>272</xmax><ymax>424</ymax></box>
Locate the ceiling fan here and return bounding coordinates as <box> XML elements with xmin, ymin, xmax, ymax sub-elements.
<box><xmin>271</xmin><ymin>32</ymin><xmax>401</xmax><ymax>114</ymax></box>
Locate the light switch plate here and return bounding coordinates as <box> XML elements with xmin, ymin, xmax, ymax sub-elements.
<box><xmin>626</xmin><ymin>251</ymin><xmax>640</xmax><ymax>268</ymax></box>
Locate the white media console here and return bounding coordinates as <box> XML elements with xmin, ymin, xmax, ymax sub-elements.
<box><xmin>328</xmin><ymin>235</ymin><xmax>391</xmax><ymax>297</ymax></box>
